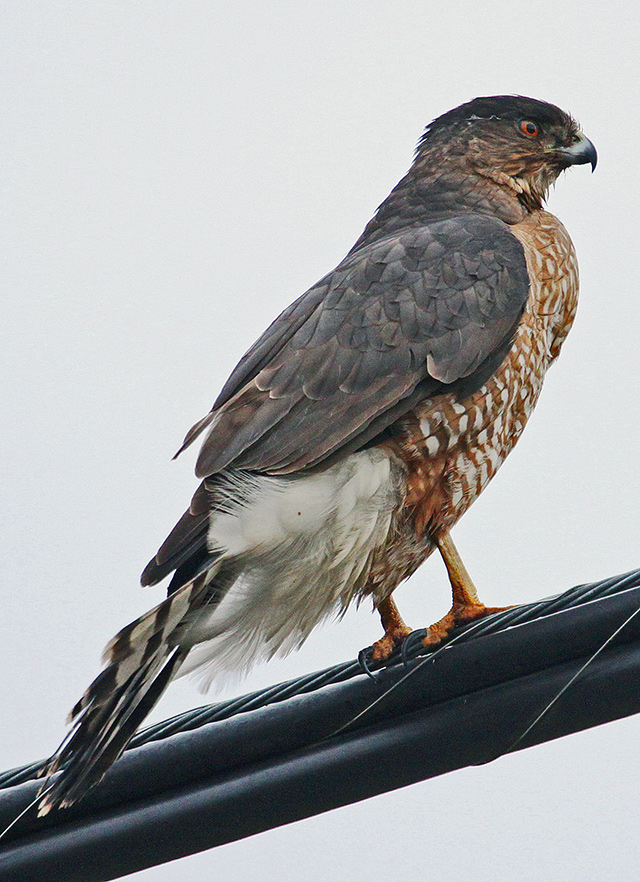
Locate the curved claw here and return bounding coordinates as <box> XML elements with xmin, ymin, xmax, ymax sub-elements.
<box><xmin>357</xmin><ymin>647</ymin><xmax>377</xmax><ymax>680</ymax></box>
<box><xmin>401</xmin><ymin>629</ymin><xmax>428</xmax><ymax>665</ymax></box>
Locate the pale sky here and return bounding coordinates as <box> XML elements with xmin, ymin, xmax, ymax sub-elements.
<box><xmin>3</xmin><ymin>2</ymin><xmax>640</xmax><ymax>879</ymax></box>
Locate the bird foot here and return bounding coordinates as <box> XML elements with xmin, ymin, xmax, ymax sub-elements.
<box><xmin>422</xmin><ymin>603</ymin><xmax>511</xmax><ymax>647</ymax></box>
<box><xmin>370</xmin><ymin>622</ymin><xmax>413</xmax><ymax>661</ymax></box>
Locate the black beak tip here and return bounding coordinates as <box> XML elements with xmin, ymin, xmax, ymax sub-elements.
<box><xmin>560</xmin><ymin>134</ymin><xmax>597</xmax><ymax>172</ymax></box>
<box><xmin>576</xmin><ymin>135</ymin><xmax>598</xmax><ymax>172</ymax></box>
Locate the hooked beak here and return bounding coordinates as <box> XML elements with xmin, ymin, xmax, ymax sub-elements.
<box><xmin>557</xmin><ymin>131</ymin><xmax>598</xmax><ymax>171</ymax></box>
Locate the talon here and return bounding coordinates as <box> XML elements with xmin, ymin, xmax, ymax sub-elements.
<box><xmin>357</xmin><ymin>648</ymin><xmax>377</xmax><ymax>680</ymax></box>
<box><xmin>401</xmin><ymin>629</ymin><xmax>428</xmax><ymax>664</ymax></box>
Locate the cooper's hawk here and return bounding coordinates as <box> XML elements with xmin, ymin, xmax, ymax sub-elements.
<box><xmin>38</xmin><ymin>95</ymin><xmax>596</xmax><ymax>812</ymax></box>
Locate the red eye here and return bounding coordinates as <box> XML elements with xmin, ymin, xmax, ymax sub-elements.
<box><xmin>520</xmin><ymin>120</ymin><xmax>539</xmax><ymax>137</ymax></box>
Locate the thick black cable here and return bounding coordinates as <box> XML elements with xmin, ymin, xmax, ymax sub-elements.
<box><xmin>1</xmin><ymin>568</ymin><xmax>640</xmax><ymax>881</ymax></box>
<box><xmin>1</xmin><ymin>566</ymin><xmax>639</xmax><ymax>792</ymax></box>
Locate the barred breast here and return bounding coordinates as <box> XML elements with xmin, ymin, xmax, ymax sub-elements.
<box><xmin>366</xmin><ymin>210</ymin><xmax>579</xmax><ymax>597</ymax></box>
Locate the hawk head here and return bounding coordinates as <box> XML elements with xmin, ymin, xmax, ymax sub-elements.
<box><xmin>417</xmin><ymin>95</ymin><xmax>597</xmax><ymax>210</ymax></box>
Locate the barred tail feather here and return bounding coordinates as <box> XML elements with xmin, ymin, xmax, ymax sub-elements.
<box><xmin>37</xmin><ymin>574</ymin><xmax>211</xmax><ymax>815</ymax></box>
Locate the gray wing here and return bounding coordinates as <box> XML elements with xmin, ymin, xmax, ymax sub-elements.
<box><xmin>143</xmin><ymin>213</ymin><xmax>529</xmax><ymax>586</ymax></box>
<box><xmin>186</xmin><ymin>214</ymin><xmax>530</xmax><ymax>477</ymax></box>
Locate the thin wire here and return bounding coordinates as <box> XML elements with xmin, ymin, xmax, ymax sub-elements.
<box><xmin>505</xmin><ymin>602</ymin><xmax>640</xmax><ymax>752</ymax></box>
<box><xmin>0</xmin><ymin>781</ymin><xmax>56</xmax><ymax>842</ymax></box>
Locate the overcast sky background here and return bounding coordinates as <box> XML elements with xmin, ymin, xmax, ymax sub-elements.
<box><xmin>3</xmin><ymin>2</ymin><xmax>640</xmax><ymax>879</ymax></box>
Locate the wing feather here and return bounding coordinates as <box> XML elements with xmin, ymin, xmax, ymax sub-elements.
<box><xmin>187</xmin><ymin>214</ymin><xmax>528</xmax><ymax>477</ymax></box>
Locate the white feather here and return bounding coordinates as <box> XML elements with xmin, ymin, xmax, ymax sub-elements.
<box><xmin>178</xmin><ymin>449</ymin><xmax>400</xmax><ymax>689</ymax></box>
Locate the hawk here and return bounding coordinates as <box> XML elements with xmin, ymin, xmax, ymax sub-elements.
<box><xmin>38</xmin><ymin>95</ymin><xmax>596</xmax><ymax>812</ymax></box>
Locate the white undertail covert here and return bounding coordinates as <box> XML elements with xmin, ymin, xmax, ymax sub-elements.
<box><xmin>179</xmin><ymin>449</ymin><xmax>400</xmax><ymax>688</ymax></box>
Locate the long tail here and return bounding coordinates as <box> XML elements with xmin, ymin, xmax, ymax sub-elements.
<box><xmin>36</xmin><ymin>574</ymin><xmax>211</xmax><ymax>815</ymax></box>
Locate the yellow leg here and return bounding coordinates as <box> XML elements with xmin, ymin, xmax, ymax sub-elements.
<box><xmin>371</xmin><ymin>594</ymin><xmax>413</xmax><ymax>661</ymax></box>
<box><xmin>423</xmin><ymin>530</ymin><xmax>509</xmax><ymax>646</ymax></box>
